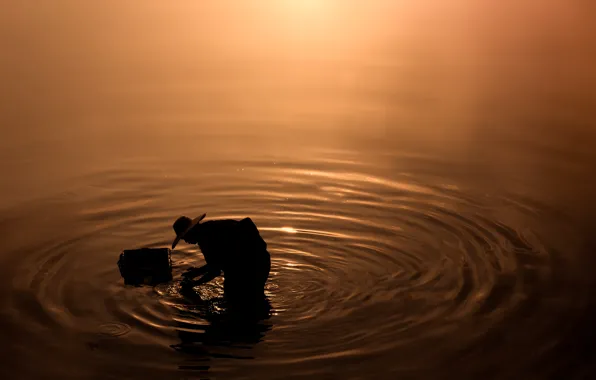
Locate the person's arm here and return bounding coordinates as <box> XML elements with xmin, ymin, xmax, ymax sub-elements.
<box><xmin>182</xmin><ymin>264</ymin><xmax>210</xmax><ymax>279</ymax></box>
<box><xmin>194</xmin><ymin>269</ymin><xmax>221</xmax><ymax>285</ymax></box>
<box><xmin>181</xmin><ymin>268</ymin><xmax>221</xmax><ymax>287</ymax></box>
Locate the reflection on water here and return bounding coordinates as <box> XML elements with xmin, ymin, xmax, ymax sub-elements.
<box><xmin>1</xmin><ymin>153</ymin><xmax>594</xmax><ymax>379</ymax></box>
<box><xmin>1</xmin><ymin>1</ymin><xmax>596</xmax><ymax>379</ymax></box>
<box><xmin>157</xmin><ymin>281</ymin><xmax>273</xmax><ymax>374</ymax></box>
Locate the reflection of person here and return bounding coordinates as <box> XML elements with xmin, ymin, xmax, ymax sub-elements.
<box><xmin>171</xmin><ymin>214</ymin><xmax>271</xmax><ymax>302</ymax></box>
<box><xmin>170</xmin><ymin>292</ymin><xmax>273</xmax><ymax>362</ymax></box>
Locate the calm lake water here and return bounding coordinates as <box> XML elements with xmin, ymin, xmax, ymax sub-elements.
<box><xmin>1</xmin><ymin>2</ymin><xmax>595</xmax><ymax>379</ymax></box>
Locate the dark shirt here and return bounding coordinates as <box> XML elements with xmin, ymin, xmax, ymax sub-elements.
<box><xmin>195</xmin><ymin>218</ymin><xmax>270</xmax><ymax>290</ymax></box>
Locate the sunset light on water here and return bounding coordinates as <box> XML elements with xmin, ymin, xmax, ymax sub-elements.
<box><xmin>1</xmin><ymin>1</ymin><xmax>595</xmax><ymax>379</ymax></box>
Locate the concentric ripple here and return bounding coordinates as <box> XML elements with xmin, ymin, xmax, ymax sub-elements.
<box><xmin>0</xmin><ymin>156</ymin><xmax>587</xmax><ymax>379</ymax></box>
<box><xmin>98</xmin><ymin>322</ymin><xmax>132</xmax><ymax>337</ymax></box>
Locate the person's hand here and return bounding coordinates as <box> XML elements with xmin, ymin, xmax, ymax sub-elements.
<box><xmin>180</xmin><ymin>276</ymin><xmax>195</xmax><ymax>288</ymax></box>
<box><xmin>182</xmin><ymin>267</ymin><xmax>196</xmax><ymax>278</ymax></box>
<box><xmin>181</xmin><ymin>264</ymin><xmax>209</xmax><ymax>279</ymax></box>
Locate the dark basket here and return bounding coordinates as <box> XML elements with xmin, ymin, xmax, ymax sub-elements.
<box><xmin>117</xmin><ymin>248</ymin><xmax>173</xmax><ymax>286</ymax></box>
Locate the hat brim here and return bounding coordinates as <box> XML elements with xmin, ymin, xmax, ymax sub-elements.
<box><xmin>171</xmin><ymin>213</ymin><xmax>206</xmax><ymax>249</ymax></box>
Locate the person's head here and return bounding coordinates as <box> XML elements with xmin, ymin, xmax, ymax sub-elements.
<box><xmin>172</xmin><ymin>214</ymin><xmax>206</xmax><ymax>249</ymax></box>
<box><xmin>181</xmin><ymin>227</ymin><xmax>199</xmax><ymax>245</ymax></box>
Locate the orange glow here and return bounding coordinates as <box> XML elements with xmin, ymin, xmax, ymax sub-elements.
<box><xmin>279</xmin><ymin>0</ymin><xmax>331</xmax><ymax>12</ymax></box>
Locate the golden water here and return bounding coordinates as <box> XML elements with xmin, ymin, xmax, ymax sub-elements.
<box><xmin>1</xmin><ymin>2</ymin><xmax>595</xmax><ymax>379</ymax></box>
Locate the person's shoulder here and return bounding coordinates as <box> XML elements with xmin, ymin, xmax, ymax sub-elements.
<box><xmin>203</xmin><ymin>218</ymin><xmax>258</xmax><ymax>234</ymax></box>
<box><xmin>198</xmin><ymin>219</ymin><xmax>230</xmax><ymax>232</ymax></box>
<box><xmin>238</xmin><ymin>217</ymin><xmax>258</xmax><ymax>229</ymax></box>
<box><xmin>203</xmin><ymin>218</ymin><xmax>237</xmax><ymax>225</ymax></box>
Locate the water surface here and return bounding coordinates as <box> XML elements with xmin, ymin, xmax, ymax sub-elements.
<box><xmin>1</xmin><ymin>2</ymin><xmax>596</xmax><ymax>379</ymax></box>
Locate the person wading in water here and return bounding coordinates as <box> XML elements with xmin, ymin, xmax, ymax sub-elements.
<box><xmin>171</xmin><ymin>214</ymin><xmax>271</xmax><ymax>302</ymax></box>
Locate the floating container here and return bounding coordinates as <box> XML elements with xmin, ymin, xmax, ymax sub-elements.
<box><xmin>117</xmin><ymin>248</ymin><xmax>173</xmax><ymax>286</ymax></box>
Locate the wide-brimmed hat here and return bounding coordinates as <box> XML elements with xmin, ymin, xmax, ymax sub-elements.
<box><xmin>171</xmin><ymin>213</ymin><xmax>206</xmax><ymax>249</ymax></box>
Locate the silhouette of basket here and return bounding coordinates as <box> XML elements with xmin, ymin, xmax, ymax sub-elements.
<box><xmin>117</xmin><ymin>248</ymin><xmax>173</xmax><ymax>286</ymax></box>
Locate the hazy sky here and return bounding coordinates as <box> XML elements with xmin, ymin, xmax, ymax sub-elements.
<box><xmin>0</xmin><ymin>0</ymin><xmax>593</xmax><ymax>143</ymax></box>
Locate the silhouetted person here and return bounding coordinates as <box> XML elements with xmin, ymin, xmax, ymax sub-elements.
<box><xmin>171</xmin><ymin>214</ymin><xmax>271</xmax><ymax>303</ymax></box>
